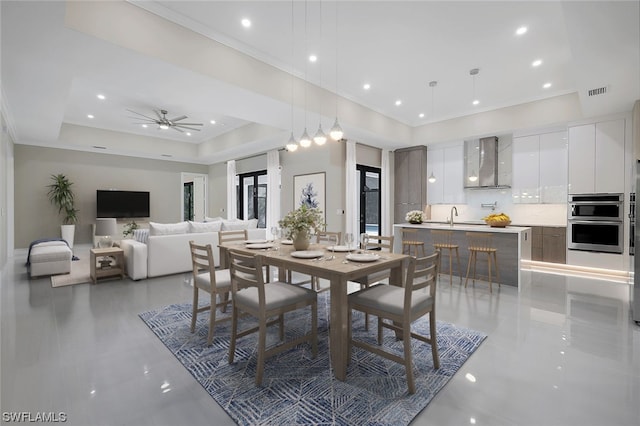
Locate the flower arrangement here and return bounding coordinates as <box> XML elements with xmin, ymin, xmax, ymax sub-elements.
<box><xmin>279</xmin><ymin>204</ymin><xmax>325</xmax><ymax>239</ymax></box>
<box><xmin>123</xmin><ymin>220</ymin><xmax>139</xmax><ymax>238</ymax></box>
<box><xmin>405</xmin><ymin>210</ymin><xmax>426</xmax><ymax>224</ymax></box>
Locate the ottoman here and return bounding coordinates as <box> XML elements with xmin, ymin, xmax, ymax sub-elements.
<box><xmin>29</xmin><ymin>241</ymin><xmax>72</xmax><ymax>277</ymax></box>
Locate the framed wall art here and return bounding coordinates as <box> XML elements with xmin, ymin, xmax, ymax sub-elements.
<box><xmin>293</xmin><ymin>172</ymin><xmax>326</xmax><ymax>221</ymax></box>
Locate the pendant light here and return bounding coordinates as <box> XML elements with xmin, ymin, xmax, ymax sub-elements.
<box><xmin>313</xmin><ymin>0</ymin><xmax>327</xmax><ymax>146</ymax></box>
<box><xmin>428</xmin><ymin>172</ymin><xmax>436</xmax><ymax>183</ymax></box>
<box><xmin>426</xmin><ymin>80</ymin><xmax>438</xmax><ymax>183</ymax></box>
<box><xmin>329</xmin><ymin>1</ymin><xmax>343</xmax><ymax>141</ymax></box>
<box><xmin>470</xmin><ymin>68</ymin><xmax>480</xmax><ymax>106</ymax></box>
<box><xmin>285</xmin><ymin>0</ymin><xmax>299</xmax><ymax>152</ymax></box>
<box><xmin>300</xmin><ymin>0</ymin><xmax>311</xmax><ymax>148</ymax></box>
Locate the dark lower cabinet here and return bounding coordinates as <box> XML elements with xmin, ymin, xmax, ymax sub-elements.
<box><xmin>531</xmin><ymin>226</ymin><xmax>566</xmax><ymax>264</ymax></box>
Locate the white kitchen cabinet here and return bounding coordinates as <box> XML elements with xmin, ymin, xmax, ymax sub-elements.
<box><xmin>512</xmin><ymin>135</ymin><xmax>540</xmax><ymax>203</ymax></box>
<box><xmin>539</xmin><ymin>131</ymin><xmax>568</xmax><ymax>203</ymax></box>
<box><xmin>427</xmin><ymin>144</ymin><xmax>465</xmax><ymax>205</ymax></box>
<box><xmin>443</xmin><ymin>145</ymin><xmax>465</xmax><ymax>204</ymax></box>
<box><xmin>594</xmin><ymin>119</ymin><xmax>625</xmax><ymax>193</ymax></box>
<box><xmin>512</xmin><ymin>131</ymin><xmax>567</xmax><ymax>204</ymax></box>
<box><xmin>568</xmin><ymin>124</ymin><xmax>596</xmax><ymax>194</ymax></box>
<box><xmin>568</xmin><ymin>118</ymin><xmax>625</xmax><ymax>194</ymax></box>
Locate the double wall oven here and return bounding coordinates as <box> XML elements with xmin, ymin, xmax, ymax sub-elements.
<box><xmin>568</xmin><ymin>193</ymin><xmax>624</xmax><ymax>254</ymax></box>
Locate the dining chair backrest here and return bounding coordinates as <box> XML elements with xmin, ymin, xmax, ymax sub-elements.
<box><xmin>316</xmin><ymin>231</ymin><xmax>342</xmax><ymax>244</ymax></box>
<box><xmin>404</xmin><ymin>251</ymin><xmax>439</xmax><ymax>307</ymax></box>
<box><xmin>218</xmin><ymin>229</ymin><xmax>248</xmax><ymax>245</ymax></box>
<box><xmin>363</xmin><ymin>234</ymin><xmax>394</xmax><ymax>252</ymax></box>
<box><xmin>228</xmin><ymin>249</ymin><xmax>265</xmax><ymax>301</ymax></box>
<box><xmin>189</xmin><ymin>241</ymin><xmax>217</xmax><ymax>288</ymax></box>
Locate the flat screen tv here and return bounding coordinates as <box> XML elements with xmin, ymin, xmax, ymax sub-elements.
<box><xmin>96</xmin><ymin>190</ymin><xmax>150</xmax><ymax>218</ymax></box>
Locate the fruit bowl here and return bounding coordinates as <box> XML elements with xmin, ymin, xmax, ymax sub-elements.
<box><xmin>483</xmin><ymin>213</ymin><xmax>511</xmax><ymax>227</ymax></box>
<box><xmin>485</xmin><ymin>219</ymin><xmax>511</xmax><ymax>228</ymax></box>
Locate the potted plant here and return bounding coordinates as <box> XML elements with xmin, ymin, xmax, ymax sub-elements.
<box><xmin>279</xmin><ymin>204</ymin><xmax>325</xmax><ymax>250</ymax></box>
<box><xmin>405</xmin><ymin>210</ymin><xmax>426</xmax><ymax>224</ymax></box>
<box><xmin>123</xmin><ymin>221</ymin><xmax>139</xmax><ymax>238</ymax></box>
<box><xmin>47</xmin><ymin>173</ymin><xmax>79</xmax><ymax>247</ymax></box>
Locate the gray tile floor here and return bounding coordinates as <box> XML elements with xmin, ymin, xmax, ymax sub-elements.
<box><xmin>2</xmin><ymin>249</ymin><xmax>639</xmax><ymax>425</ymax></box>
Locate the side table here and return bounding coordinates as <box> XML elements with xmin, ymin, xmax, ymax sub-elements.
<box><xmin>90</xmin><ymin>247</ymin><xmax>125</xmax><ymax>284</ymax></box>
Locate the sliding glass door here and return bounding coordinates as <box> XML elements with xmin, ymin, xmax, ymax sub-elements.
<box><xmin>237</xmin><ymin>170</ymin><xmax>267</xmax><ymax>228</ymax></box>
<box><xmin>357</xmin><ymin>165</ymin><xmax>381</xmax><ymax>236</ymax></box>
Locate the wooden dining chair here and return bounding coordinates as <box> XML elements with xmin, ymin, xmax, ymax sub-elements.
<box><xmin>307</xmin><ymin>231</ymin><xmax>343</xmax><ymax>291</ymax></box>
<box><xmin>227</xmin><ymin>249</ymin><xmax>318</xmax><ymax>386</ymax></box>
<box><xmin>188</xmin><ymin>241</ymin><xmax>233</xmax><ymax>346</ymax></box>
<box><xmin>351</xmin><ymin>234</ymin><xmax>395</xmax><ymax>329</ymax></box>
<box><xmin>348</xmin><ymin>251</ymin><xmax>440</xmax><ymax>394</ymax></box>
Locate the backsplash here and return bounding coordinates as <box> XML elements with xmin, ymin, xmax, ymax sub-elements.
<box><xmin>429</xmin><ymin>189</ymin><xmax>567</xmax><ymax>226</ymax></box>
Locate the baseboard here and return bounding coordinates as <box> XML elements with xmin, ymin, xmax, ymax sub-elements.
<box><xmin>522</xmin><ymin>260</ymin><xmax>631</xmax><ymax>284</ymax></box>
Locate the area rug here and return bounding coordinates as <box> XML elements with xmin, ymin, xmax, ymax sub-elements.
<box><xmin>51</xmin><ymin>255</ymin><xmax>90</xmax><ymax>287</ymax></box>
<box><xmin>139</xmin><ymin>292</ymin><xmax>487</xmax><ymax>426</ymax></box>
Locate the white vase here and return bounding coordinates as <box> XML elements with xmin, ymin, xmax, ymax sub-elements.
<box><xmin>61</xmin><ymin>224</ymin><xmax>75</xmax><ymax>248</ymax></box>
<box><xmin>293</xmin><ymin>230</ymin><xmax>310</xmax><ymax>251</ymax></box>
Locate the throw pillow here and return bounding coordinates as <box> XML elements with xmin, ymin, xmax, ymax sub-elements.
<box><xmin>220</xmin><ymin>218</ymin><xmax>259</xmax><ymax>231</ymax></box>
<box><xmin>189</xmin><ymin>221</ymin><xmax>221</xmax><ymax>233</ymax></box>
<box><xmin>204</xmin><ymin>216</ymin><xmax>224</xmax><ymax>223</ymax></box>
<box><xmin>133</xmin><ymin>229</ymin><xmax>149</xmax><ymax>244</ymax></box>
<box><xmin>149</xmin><ymin>221</ymin><xmax>189</xmax><ymax>236</ymax></box>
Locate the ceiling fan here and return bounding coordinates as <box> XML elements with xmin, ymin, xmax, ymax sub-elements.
<box><xmin>127</xmin><ymin>108</ymin><xmax>203</xmax><ymax>132</ymax></box>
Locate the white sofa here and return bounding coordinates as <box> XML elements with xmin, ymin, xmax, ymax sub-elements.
<box><xmin>119</xmin><ymin>220</ymin><xmax>266</xmax><ymax>280</ymax></box>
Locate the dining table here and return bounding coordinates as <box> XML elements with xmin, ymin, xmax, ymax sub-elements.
<box><xmin>218</xmin><ymin>239</ymin><xmax>410</xmax><ymax>381</ymax></box>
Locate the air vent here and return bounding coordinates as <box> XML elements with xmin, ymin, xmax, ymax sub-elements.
<box><xmin>588</xmin><ymin>86</ymin><xmax>608</xmax><ymax>97</ymax></box>
<box><xmin>92</xmin><ymin>145</ymin><xmax>106</xmax><ymax>149</ymax></box>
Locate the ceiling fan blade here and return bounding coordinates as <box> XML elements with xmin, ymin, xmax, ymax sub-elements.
<box><xmin>175</xmin><ymin>125</ymin><xmax>202</xmax><ymax>131</ymax></box>
<box><xmin>154</xmin><ymin>109</ymin><xmax>164</xmax><ymax>120</ymax></box>
<box><xmin>126</xmin><ymin>109</ymin><xmax>158</xmax><ymax>122</ymax></box>
<box><xmin>170</xmin><ymin>126</ymin><xmax>184</xmax><ymax>133</ymax></box>
<box><xmin>168</xmin><ymin>115</ymin><xmax>187</xmax><ymax>122</ymax></box>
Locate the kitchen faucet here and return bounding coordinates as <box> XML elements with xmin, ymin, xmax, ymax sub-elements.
<box><xmin>449</xmin><ymin>206</ymin><xmax>458</xmax><ymax>227</ymax></box>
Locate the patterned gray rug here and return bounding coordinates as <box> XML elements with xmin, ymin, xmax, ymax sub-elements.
<box><xmin>139</xmin><ymin>292</ymin><xmax>486</xmax><ymax>425</ymax></box>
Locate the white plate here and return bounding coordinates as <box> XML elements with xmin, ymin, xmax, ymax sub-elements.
<box><xmin>346</xmin><ymin>253</ymin><xmax>380</xmax><ymax>262</ymax></box>
<box><xmin>290</xmin><ymin>250</ymin><xmax>325</xmax><ymax>259</ymax></box>
<box><xmin>246</xmin><ymin>243</ymin><xmax>274</xmax><ymax>249</ymax></box>
<box><xmin>281</xmin><ymin>239</ymin><xmax>293</xmax><ymax>245</ymax></box>
<box><xmin>327</xmin><ymin>245</ymin><xmax>351</xmax><ymax>252</ymax></box>
<box><xmin>245</xmin><ymin>239</ymin><xmax>268</xmax><ymax>244</ymax></box>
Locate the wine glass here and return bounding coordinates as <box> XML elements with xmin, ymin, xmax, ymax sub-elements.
<box><xmin>270</xmin><ymin>226</ymin><xmax>279</xmax><ymax>242</ymax></box>
<box><xmin>344</xmin><ymin>233</ymin><xmax>354</xmax><ymax>252</ymax></box>
<box><xmin>271</xmin><ymin>227</ymin><xmax>280</xmax><ymax>251</ymax></box>
<box><xmin>329</xmin><ymin>234</ymin><xmax>339</xmax><ymax>258</ymax></box>
<box><xmin>360</xmin><ymin>233</ymin><xmax>369</xmax><ymax>254</ymax></box>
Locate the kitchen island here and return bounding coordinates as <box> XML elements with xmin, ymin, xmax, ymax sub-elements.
<box><xmin>393</xmin><ymin>222</ymin><xmax>532</xmax><ymax>289</ymax></box>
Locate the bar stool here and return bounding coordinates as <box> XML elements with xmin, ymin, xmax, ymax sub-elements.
<box><xmin>401</xmin><ymin>228</ymin><xmax>426</xmax><ymax>257</ymax></box>
<box><xmin>464</xmin><ymin>232</ymin><xmax>500</xmax><ymax>293</ymax></box>
<box><xmin>431</xmin><ymin>230</ymin><xmax>461</xmax><ymax>286</ymax></box>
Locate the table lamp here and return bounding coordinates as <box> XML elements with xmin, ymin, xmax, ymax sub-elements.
<box><xmin>95</xmin><ymin>218</ymin><xmax>117</xmax><ymax>248</ymax></box>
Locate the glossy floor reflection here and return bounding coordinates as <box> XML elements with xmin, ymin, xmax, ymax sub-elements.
<box><xmin>2</xmin><ymin>254</ymin><xmax>639</xmax><ymax>425</ymax></box>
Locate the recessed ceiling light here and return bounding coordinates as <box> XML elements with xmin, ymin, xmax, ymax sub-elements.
<box><xmin>363</xmin><ymin>83</ymin><xmax>371</xmax><ymax>90</ymax></box>
<box><xmin>543</xmin><ymin>82</ymin><xmax>552</xmax><ymax>89</ymax></box>
<box><xmin>395</xmin><ymin>100</ymin><xmax>402</xmax><ymax>106</ymax></box>
<box><xmin>87</xmin><ymin>114</ymin><xmax>94</xmax><ymax>119</ymax></box>
<box><xmin>142</xmin><ymin>124</ymin><xmax>148</xmax><ymax>128</ymax></box>
<box><xmin>532</xmin><ymin>59</ymin><xmax>542</xmax><ymax>67</ymax></box>
<box><xmin>472</xmin><ymin>100</ymin><xmax>480</xmax><ymax>106</ymax></box>
<box><xmin>210</xmin><ymin>120</ymin><xmax>216</xmax><ymax>125</ymax></box>
<box><xmin>419</xmin><ymin>113</ymin><xmax>425</xmax><ymax>118</ymax></box>
<box><xmin>96</xmin><ymin>94</ymin><xmax>105</xmax><ymax>100</ymax></box>
<box><xmin>309</xmin><ymin>54</ymin><xmax>317</xmax><ymax>63</ymax></box>
<box><xmin>516</xmin><ymin>26</ymin><xmax>528</xmax><ymax>36</ymax></box>
<box><xmin>186</xmin><ymin>132</ymin><xmax>191</xmax><ymax>136</ymax></box>
<box><xmin>241</xmin><ymin>18</ymin><xmax>251</xmax><ymax>28</ymax></box>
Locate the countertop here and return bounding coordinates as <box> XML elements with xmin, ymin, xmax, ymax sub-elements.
<box><xmin>394</xmin><ymin>222</ymin><xmax>531</xmax><ymax>234</ymax></box>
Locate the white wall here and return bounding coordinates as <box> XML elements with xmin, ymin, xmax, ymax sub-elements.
<box><xmin>1</xmin><ymin>113</ymin><xmax>15</xmax><ymax>269</ymax></box>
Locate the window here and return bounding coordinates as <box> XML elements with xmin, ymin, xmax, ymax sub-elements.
<box><xmin>357</xmin><ymin>165</ymin><xmax>381</xmax><ymax>236</ymax></box>
<box><xmin>237</xmin><ymin>170</ymin><xmax>267</xmax><ymax>228</ymax></box>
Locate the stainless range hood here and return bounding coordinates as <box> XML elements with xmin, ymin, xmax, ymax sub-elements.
<box><xmin>464</xmin><ymin>136</ymin><xmax>511</xmax><ymax>189</ymax></box>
